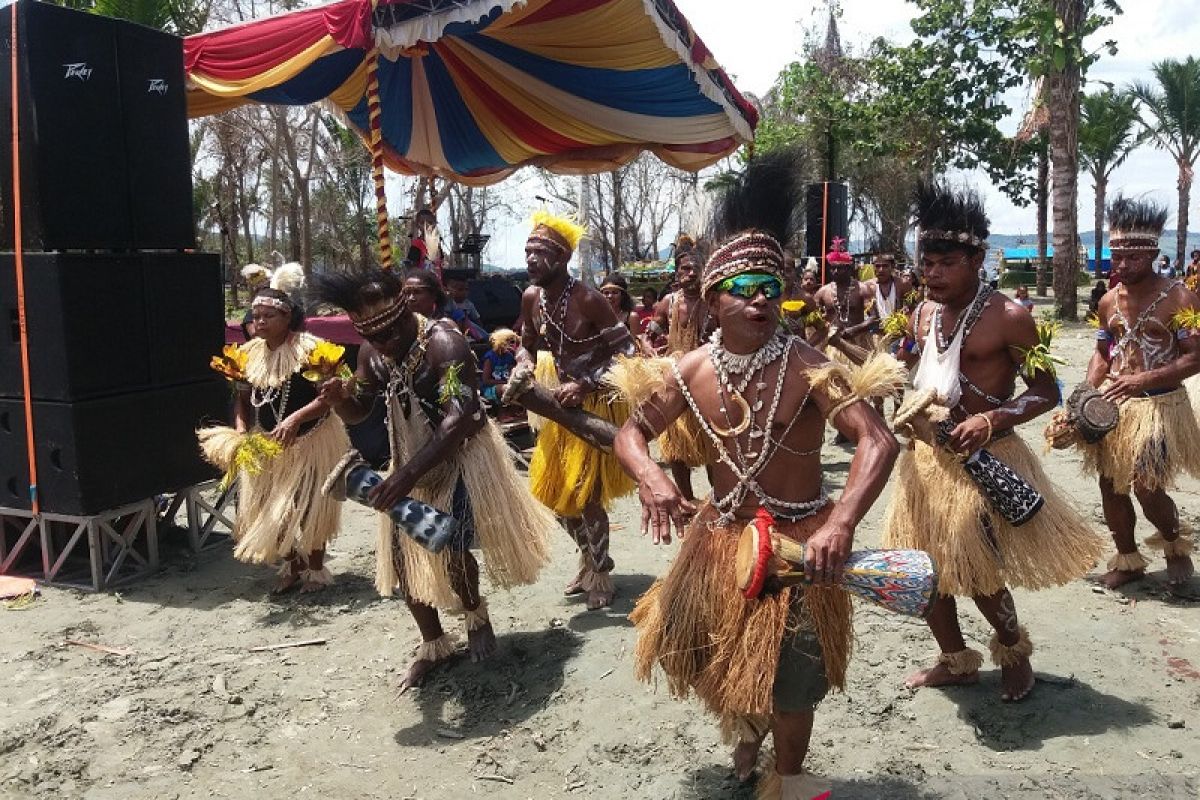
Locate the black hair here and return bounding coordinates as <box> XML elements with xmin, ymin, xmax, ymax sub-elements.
<box><xmin>252</xmin><ymin>287</ymin><xmax>306</xmax><ymax>331</ymax></box>
<box><xmin>708</xmin><ymin>146</ymin><xmax>805</xmax><ymax>249</ymax></box>
<box><xmin>402</xmin><ymin>268</ymin><xmax>450</xmax><ymax>313</ymax></box>
<box><xmin>308</xmin><ymin>267</ymin><xmax>403</xmax><ymax>315</ymax></box>
<box><xmin>640</xmin><ymin>287</ymin><xmax>659</xmax><ymax>301</ymax></box>
<box><xmin>1106</xmin><ymin>194</ymin><xmax>1169</xmax><ymax>237</ymax></box>
<box><xmin>600</xmin><ymin>273</ymin><xmax>635</xmax><ymax>313</ymax></box>
<box><xmin>913</xmin><ymin>180</ymin><xmax>990</xmax><ymax>255</ymax></box>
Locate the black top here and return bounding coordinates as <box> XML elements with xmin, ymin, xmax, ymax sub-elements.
<box><xmin>254</xmin><ymin>371</ymin><xmax>323</xmax><ymax>436</ymax></box>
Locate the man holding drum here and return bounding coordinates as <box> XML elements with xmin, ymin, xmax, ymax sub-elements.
<box><xmin>884</xmin><ymin>181</ymin><xmax>1104</xmax><ymax>703</ymax></box>
<box><xmin>614</xmin><ymin>149</ymin><xmax>902</xmax><ymax>800</ymax></box>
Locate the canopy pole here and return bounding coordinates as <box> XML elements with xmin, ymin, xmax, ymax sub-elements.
<box><xmin>365</xmin><ymin>44</ymin><xmax>393</xmax><ymax>270</ymax></box>
<box><xmin>10</xmin><ymin>8</ymin><xmax>38</xmax><ymax>514</ymax></box>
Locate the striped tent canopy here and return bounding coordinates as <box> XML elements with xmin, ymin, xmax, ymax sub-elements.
<box><xmin>184</xmin><ymin>0</ymin><xmax>758</xmax><ymax>185</ymax></box>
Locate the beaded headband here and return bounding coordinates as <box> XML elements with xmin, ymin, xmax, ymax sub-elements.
<box><xmin>351</xmin><ymin>295</ymin><xmax>407</xmax><ymax>337</ymax></box>
<box><xmin>919</xmin><ymin>228</ymin><xmax>987</xmax><ymax>250</ymax></box>
<box><xmin>701</xmin><ymin>230</ymin><xmax>784</xmax><ymax>294</ymax></box>
<box><xmin>527</xmin><ymin>230</ymin><xmax>569</xmax><ymax>255</ymax></box>
<box><xmin>1108</xmin><ymin>230</ymin><xmax>1161</xmax><ymax>251</ymax></box>
<box><xmin>599</xmin><ymin>282</ymin><xmax>625</xmax><ymax>292</ymax></box>
<box><xmin>251</xmin><ymin>296</ymin><xmax>290</xmax><ymax>313</ymax></box>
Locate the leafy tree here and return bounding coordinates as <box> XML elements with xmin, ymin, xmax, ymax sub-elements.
<box><xmin>1131</xmin><ymin>57</ymin><xmax>1200</xmax><ymax>270</ymax></box>
<box><xmin>1078</xmin><ymin>88</ymin><xmax>1146</xmax><ymax>277</ymax></box>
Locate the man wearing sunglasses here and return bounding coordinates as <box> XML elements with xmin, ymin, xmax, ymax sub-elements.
<box><xmin>615</xmin><ymin>150</ymin><xmax>901</xmax><ymax>799</ymax></box>
<box><xmin>313</xmin><ymin>268</ymin><xmax>556</xmax><ymax>692</ymax></box>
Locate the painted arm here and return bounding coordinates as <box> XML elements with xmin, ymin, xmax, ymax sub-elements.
<box><xmin>368</xmin><ymin>330</ymin><xmax>484</xmax><ymax>510</ymax></box>
<box><xmin>613</xmin><ymin>356</ymin><xmax>697</xmax><ymax>545</ymax></box>
<box><xmin>1086</xmin><ymin>298</ymin><xmax>1114</xmax><ymax>388</ymax></box>
<box><xmin>554</xmin><ymin>288</ymin><xmax>635</xmax><ymax>407</ymax></box>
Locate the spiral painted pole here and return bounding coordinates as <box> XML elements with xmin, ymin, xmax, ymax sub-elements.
<box><xmin>365</xmin><ymin>44</ymin><xmax>393</xmax><ymax>270</ymax></box>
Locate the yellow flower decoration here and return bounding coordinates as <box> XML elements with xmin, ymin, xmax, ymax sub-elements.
<box><xmin>1017</xmin><ymin>319</ymin><xmax>1066</xmax><ymax>379</ymax></box>
<box><xmin>1170</xmin><ymin>308</ymin><xmax>1200</xmax><ymax>332</ymax></box>
<box><xmin>804</xmin><ymin>310</ymin><xmax>827</xmax><ymax>328</ymax></box>
<box><xmin>781</xmin><ymin>299</ymin><xmax>808</xmax><ymax>314</ymax></box>
<box><xmin>530</xmin><ymin>209</ymin><xmax>586</xmax><ymax>251</ymax></box>
<box><xmin>210</xmin><ymin>344</ymin><xmax>248</xmax><ymax>382</ymax></box>
<box><xmin>301</xmin><ymin>340</ymin><xmax>352</xmax><ymax>382</ymax></box>
<box><xmin>1085</xmin><ymin>312</ymin><xmax>1101</xmax><ymax>329</ymax></box>
<box><xmin>880</xmin><ymin>310</ymin><xmax>910</xmax><ymax>339</ymax></box>
<box><xmin>902</xmin><ymin>290</ymin><xmax>921</xmax><ymax>308</ymax></box>
<box><xmin>1186</xmin><ymin>274</ymin><xmax>1200</xmax><ymax>293</ymax></box>
<box><xmin>220</xmin><ymin>432</ymin><xmax>283</xmax><ymax>491</ymax></box>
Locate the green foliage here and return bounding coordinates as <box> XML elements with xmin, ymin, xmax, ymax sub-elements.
<box><xmin>1131</xmin><ymin>57</ymin><xmax>1200</xmax><ymax>164</ymax></box>
<box><xmin>1079</xmin><ymin>88</ymin><xmax>1146</xmax><ymax>179</ymax></box>
<box><xmin>45</xmin><ymin>0</ymin><xmax>209</xmax><ymax>34</ymax></box>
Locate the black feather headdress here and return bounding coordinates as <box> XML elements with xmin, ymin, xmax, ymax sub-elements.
<box><xmin>702</xmin><ymin>147</ymin><xmax>806</xmax><ymax>293</ymax></box>
<box><xmin>309</xmin><ymin>267</ymin><xmax>406</xmax><ymax>336</ymax></box>
<box><xmin>914</xmin><ymin>180</ymin><xmax>990</xmax><ymax>253</ymax></box>
<box><xmin>1107</xmin><ymin>194</ymin><xmax>1168</xmax><ymax>250</ymax></box>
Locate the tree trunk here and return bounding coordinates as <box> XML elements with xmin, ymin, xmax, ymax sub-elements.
<box><xmin>1094</xmin><ymin>174</ymin><xmax>1106</xmax><ymax>282</ymax></box>
<box><xmin>1035</xmin><ymin>140</ymin><xmax>1049</xmax><ymax>297</ymax></box>
<box><xmin>1177</xmin><ymin>161</ymin><xmax>1192</xmax><ymax>271</ymax></box>
<box><xmin>1048</xmin><ymin>0</ymin><xmax>1082</xmax><ymax>320</ymax></box>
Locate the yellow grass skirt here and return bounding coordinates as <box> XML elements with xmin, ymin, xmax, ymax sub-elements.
<box><xmin>883</xmin><ymin>435</ymin><xmax>1104</xmax><ymax>597</ymax></box>
<box><xmin>658</xmin><ymin>409</ymin><xmax>716</xmax><ymax>468</ymax></box>
<box><xmin>1081</xmin><ymin>388</ymin><xmax>1200</xmax><ymax>495</ymax></box>
<box><xmin>528</xmin><ymin>393</ymin><xmax>635</xmax><ymax>518</ymax></box>
<box><xmin>630</xmin><ymin>504</ymin><xmax>853</xmax><ymax>718</ymax></box>
<box><xmin>228</xmin><ymin>415</ymin><xmax>348</xmax><ymax>564</ymax></box>
<box><xmin>376</xmin><ymin>413</ymin><xmax>555</xmax><ymax>607</ymax></box>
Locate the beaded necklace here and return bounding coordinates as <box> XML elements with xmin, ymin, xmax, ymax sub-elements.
<box><xmin>538</xmin><ymin>278</ymin><xmax>605</xmax><ymax>367</ymax></box>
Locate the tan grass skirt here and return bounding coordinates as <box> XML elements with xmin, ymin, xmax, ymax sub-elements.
<box><xmin>630</xmin><ymin>503</ymin><xmax>853</xmax><ymax>718</ymax></box>
<box><xmin>658</xmin><ymin>409</ymin><xmax>716</xmax><ymax>468</ymax></box>
<box><xmin>883</xmin><ymin>435</ymin><xmax>1104</xmax><ymax>597</ymax></box>
<box><xmin>1081</xmin><ymin>388</ymin><xmax>1200</xmax><ymax>495</ymax></box>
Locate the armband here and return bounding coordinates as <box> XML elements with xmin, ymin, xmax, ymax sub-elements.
<box><xmin>1095</xmin><ymin>330</ymin><xmax>1112</xmax><ymax>342</ymax></box>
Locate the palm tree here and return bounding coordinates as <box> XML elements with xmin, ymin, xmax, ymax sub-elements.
<box><xmin>1079</xmin><ymin>89</ymin><xmax>1146</xmax><ymax>279</ymax></box>
<box><xmin>1132</xmin><ymin>57</ymin><xmax>1200</xmax><ymax>270</ymax></box>
<box><xmin>1047</xmin><ymin>0</ymin><xmax>1084</xmax><ymax>319</ymax></box>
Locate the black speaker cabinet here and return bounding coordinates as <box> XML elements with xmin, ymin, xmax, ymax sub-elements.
<box><xmin>0</xmin><ymin>252</ymin><xmax>222</xmax><ymax>400</ymax></box>
<box><xmin>0</xmin><ymin>380</ymin><xmax>228</xmax><ymax>514</ymax></box>
<box><xmin>0</xmin><ymin>0</ymin><xmax>194</xmax><ymax>251</ymax></box>
<box><xmin>804</xmin><ymin>182</ymin><xmax>849</xmax><ymax>271</ymax></box>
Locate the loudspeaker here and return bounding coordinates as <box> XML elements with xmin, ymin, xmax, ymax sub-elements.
<box><xmin>0</xmin><ymin>0</ymin><xmax>194</xmax><ymax>251</ymax></box>
<box><xmin>0</xmin><ymin>252</ymin><xmax>222</xmax><ymax>400</ymax></box>
<box><xmin>117</xmin><ymin>22</ymin><xmax>195</xmax><ymax>250</ymax></box>
<box><xmin>0</xmin><ymin>380</ymin><xmax>228</xmax><ymax>514</ymax></box>
<box><xmin>805</xmin><ymin>182</ymin><xmax>849</xmax><ymax>272</ymax></box>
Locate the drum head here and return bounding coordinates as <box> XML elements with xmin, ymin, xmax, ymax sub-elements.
<box><xmin>736</xmin><ymin>519</ymin><xmax>776</xmax><ymax>599</ymax></box>
<box><xmin>1079</xmin><ymin>394</ymin><xmax>1119</xmax><ymax>433</ymax></box>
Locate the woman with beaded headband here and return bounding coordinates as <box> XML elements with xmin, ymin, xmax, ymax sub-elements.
<box><xmin>1070</xmin><ymin>195</ymin><xmax>1200</xmax><ymax>588</ymax></box>
<box><xmin>198</xmin><ymin>265</ymin><xmax>351</xmax><ymax>594</ymax></box>
<box><xmin>614</xmin><ymin>148</ymin><xmax>904</xmax><ymax>800</ymax></box>
<box><xmin>513</xmin><ymin>209</ymin><xmax>638</xmax><ymax>611</ymax></box>
<box><xmin>312</xmin><ymin>268</ymin><xmax>554</xmax><ymax>690</ymax></box>
<box><xmin>882</xmin><ymin>180</ymin><xmax>1104</xmax><ymax>702</ymax></box>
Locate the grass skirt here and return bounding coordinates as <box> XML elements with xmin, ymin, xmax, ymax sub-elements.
<box><xmin>529</xmin><ymin>393</ymin><xmax>635</xmax><ymax>518</ymax></box>
<box><xmin>658</xmin><ymin>409</ymin><xmax>716</xmax><ymax>467</ymax></box>
<box><xmin>377</xmin><ymin>407</ymin><xmax>555</xmax><ymax>607</ymax></box>
<box><xmin>229</xmin><ymin>415</ymin><xmax>349</xmax><ymax>565</ymax></box>
<box><xmin>1080</xmin><ymin>388</ymin><xmax>1200</xmax><ymax>495</ymax></box>
<box><xmin>883</xmin><ymin>435</ymin><xmax>1104</xmax><ymax>597</ymax></box>
<box><xmin>630</xmin><ymin>504</ymin><xmax>853</xmax><ymax>718</ymax></box>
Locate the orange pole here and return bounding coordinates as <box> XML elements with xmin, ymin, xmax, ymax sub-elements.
<box><xmin>820</xmin><ymin>181</ymin><xmax>829</xmax><ymax>284</ymax></box>
<box><xmin>10</xmin><ymin>8</ymin><xmax>38</xmax><ymax>513</ymax></box>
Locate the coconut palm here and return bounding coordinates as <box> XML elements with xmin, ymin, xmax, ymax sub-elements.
<box><xmin>1131</xmin><ymin>57</ymin><xmax>1200</xmax><ymax>269</ymax></box>
<box><xmin>1079</xmin><ymin>89</ymin><xmax>1146</xmax><ymax>278</ymax></box>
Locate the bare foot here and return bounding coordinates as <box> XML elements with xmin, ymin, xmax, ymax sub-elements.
<box><xmin>905</xmin><ymin>662</ymin><xmax>979</xmax><ymax>690</ymax></box>
<box><xmin>1100</xmin><ymin>568</ymin><xmax>1144</xmax><ymax>589</ymax></box>
<box><xmin>298</xmin><ymin>579</ymin><xmax>327</xmax><ymax>594</ymax></box>
<box><xmin>563</xmin><ymin>568</ymin><xmax>587</xmax><ymax>597</ymax></box>
<box><xmin>1000</xmin><ymin>656</ymin><xmax>1035</xmax><ymax>702</ymax></box>
<box><xmin>271</xmin><ymin>568</ymin><xmax>301</xmax><ymax>595</ymax></box>
<box><xmin>1166</xmin><ymin>554</ymin><xmax>1195</xmax><ymax>585</ymax></box>
<box><xmin>467</xmin><ymin>622</ymin><xmax>497</xmax><ymax>663</ymax></box>
<box><xmin>398</xmin><ymin>657</ymin><xmax>447</xmax><ymax>694</ymax></box>
<box><xmin>586</xmin><ymin>586</ymin><xmax>614</xmax><ymax>611</ymax></box>
<box><xmin>733</xmin><ymin>738</ymin><xmax>763</xmax><ymax>782</ymax></box>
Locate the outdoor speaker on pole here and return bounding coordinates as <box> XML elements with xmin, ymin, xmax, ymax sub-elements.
<box><xmin>805</xmin><ymin>182</ymin><xmax>848</xmax><ymax>281</ymax></box>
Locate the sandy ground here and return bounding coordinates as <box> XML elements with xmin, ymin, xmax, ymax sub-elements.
<box><xmin>3</xmin><ymin>307</ymin><xmax>1200</xmax><ymax>800</ymax></box>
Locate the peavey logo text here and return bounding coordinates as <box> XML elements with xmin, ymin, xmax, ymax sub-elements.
<box><xmin>147</xmin><ymin>79</ymin><xmax>168</xmax><ymax>95</ymax></box>
<box><xmin>63</xmin><ymin>62</ymin><xmax>93</xmax><ymax>81</ymax></box>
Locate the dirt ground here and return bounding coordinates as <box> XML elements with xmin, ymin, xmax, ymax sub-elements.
<box><xmin>3</xmin><ymin>308</ymin><xmax>1200</xmax><ymax>800</ymax></box>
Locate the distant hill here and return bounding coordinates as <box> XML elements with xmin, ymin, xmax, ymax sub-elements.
<box><xmin>992</xmin><ymin>231</ymin><xmax>1200</xmax><ymax>256</ymax></box>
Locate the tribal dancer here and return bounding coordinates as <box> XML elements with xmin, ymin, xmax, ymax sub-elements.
<box><xmin>864</xmin><ymin>247</ymin><xmax>913</xmax><ymax>323</ymax></box>
<box><xmin>641</xmin><ymin>233</ymin><xmax>716</xmax><ymax>501</ymax></box>
<box><xmin>615</xmin><ymin>150</ymin><xmax>901</xmax><ymax>799</ymax></box>
<box><xmin>814</xmin><ymin>239</ymin><xmax>876</xmax><ymax>366</ymax></box>
<box><xmin>884</xmin><ymin>181</ymin><xmax>1104</xmax><ymax>702</ymax></box>
<box><xmin>313</xmin><ymin>268</ymin><xmax>554</xmax><ymax>689</ymax></box>
<box><xmin>1080</xmin><ymin>196</ymin><xmax>1200</xmax><ymax>587</ymax></box>
<box><xmin>517</xmin><ymin>211</ymin><xmax>637</xmax><ymax>610</ymax></box>
<box><xmin>199</xmin><ymin>266</ymin><xmax>350</xmax><ymax>594</ymax></box>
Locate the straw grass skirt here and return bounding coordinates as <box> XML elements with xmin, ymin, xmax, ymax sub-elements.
<box><xmin>630</xmin><ymin>503</ymin><xmax>853</xmax><ymax>718</ymax></box>
<box><xmin>222</xmin><ymin>415</ymin><xmax>349</xmax><ymax>565</ymax></box>
<box><xmin>883</xmin><ymin>435</ymin><xmax>1104</xmax><ymax>597</ymax></box>
<box><xmin>1080</xmin><ymin>388</ymin><xmax>1200</xmax><ymax>495</ymax></box>
<box><xmin>658</xmin><ymin>409</ymin><xmax>716</xmax><ymax>468</ymax></box>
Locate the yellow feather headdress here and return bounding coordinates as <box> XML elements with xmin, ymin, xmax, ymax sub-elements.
<box><xmin>530</xmin><ymin>209</ymin><xmax>586</xmax><ymax>252</ymax></box>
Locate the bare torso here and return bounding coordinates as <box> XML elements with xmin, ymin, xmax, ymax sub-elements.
<box><xmin>1098</xmin><ymin>278</ymin><xmax>1190</xmax><ymax>380</ymax></box>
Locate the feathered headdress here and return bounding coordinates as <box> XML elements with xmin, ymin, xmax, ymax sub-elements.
<box><xmin>309</xmin><ymin>267</ymin><xmax>406</xmax><ymax>336</ymax></box>
<box><xmin>826</xmin><ymin>236</ymin><xmax>853</xmax><ymax>265</ymax></box>
<box><xmin>241</xmin><ymin>263</ymin><xmax>270</xmax><ymax>287</ymax></box>
<box><xmin>702</xmin><ymin>147</ymin><xmax>805</xmax><ymax>294</ymax></box>
<box><xmin>1107</xmin><ymin>194</ymin><xmax>1168</xmax><ymax>250</ymax></box>
<box><xmin>914</xmin><ymin>180</ymin><xmax>990</xmax><ymax>253</ymax></box>
<box><xmin>530</xmin><ymin>209</ymin><xmax>586</xmax><ymax>253</ymax></box>
<box><xmin>270</xmin><ymin>262</ymin><xmax>307</xmax><ymax>297</ymax></box>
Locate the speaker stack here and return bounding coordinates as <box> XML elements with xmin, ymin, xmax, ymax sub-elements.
<box><xmin>0</xmin><ymin>0</ymin><xmax>226</xmax><ymax>516</ymax></box>
<box><xmin>805</xmin><ymin>182</ymin><xmax>849</xmax><ymax>280</ymax></box>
